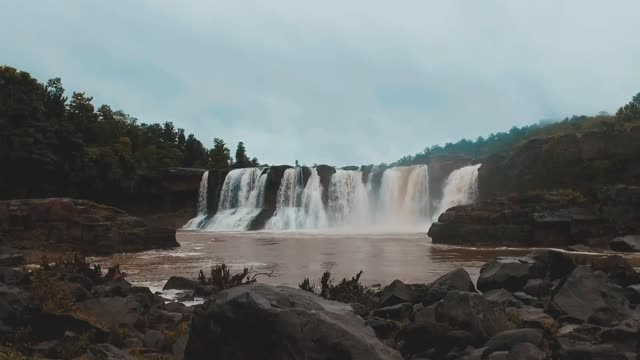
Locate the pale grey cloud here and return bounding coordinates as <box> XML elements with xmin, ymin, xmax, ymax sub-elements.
<box><xmin>1</xmin><ymin>1</ymin><xmax>639</xmax><ymax>166</ymax></box>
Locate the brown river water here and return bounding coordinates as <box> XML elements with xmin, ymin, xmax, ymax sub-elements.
<box><xmin>91</xmin><ymin>231</ymin><xmax>640</xmax><ymax>300</ymax></box>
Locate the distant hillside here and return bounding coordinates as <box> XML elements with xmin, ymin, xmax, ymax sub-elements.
<box><xmin>393</xmin><ymin>92</ymin><xmax>640</xmax><ymax>166</ymax></box>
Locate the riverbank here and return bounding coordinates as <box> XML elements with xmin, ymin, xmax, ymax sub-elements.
<box><xmin>2</xmin><ymin>249</ymin><xmax>640</xmax><ymax>359</ymax></box>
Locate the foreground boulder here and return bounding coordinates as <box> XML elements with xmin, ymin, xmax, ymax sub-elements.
<box><xmin>435</xmin><ymin>291</ymin><xmax>514</xmax><ymax>344</ymax></box>
<box><xmin>0</xmin><ymin>198</ymin><xmax>178</xmax><ymax>254</ymax></box>
<box><xmin>415</xmin><ymin>268</ymin><xmax>476</xmax><ymax>305</ymax></box>
<box><xmin>477</xmin><ymin>257</ymin><xmax>544</xmax><ymax>293</ymax></box>
<box><xmin>550</xmin><ymin>266</ymin><xmax>633</xmax><ymax>325</ymax></box>
<box><xmin>163</xmin><ymin>276</ymin><xmax>199</xmax><ymax>291</ymax></box>
<box><xmin>185</xmin><ymin>283</ymin><xmax>402</xmax><ymax>360</ymax></box>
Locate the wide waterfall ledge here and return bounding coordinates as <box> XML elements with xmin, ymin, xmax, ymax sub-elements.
<box><xmin>183</xmin><ymin>164</ymin><xmax>481</xmax><ymax>232</ymax></box>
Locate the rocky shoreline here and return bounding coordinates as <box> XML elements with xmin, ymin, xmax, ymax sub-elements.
<box><xmin>0</xmin><ymin>198</ymin><xmax>179</xmax><ymax>260</ymax></box>
<box><xmin>2</xmin><ymin>249</ymin><xmax>639</xmax><ymax>359</ymax></box>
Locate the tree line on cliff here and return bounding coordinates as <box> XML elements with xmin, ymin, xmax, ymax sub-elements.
<box><xmin>0</xmin><ymin>65</ymin><xmax>260</xmax><ymax>200</ymax></box>
<box><xmin>394</xmin><ymin>92</ymin><xmax>640</xmax><ymax>166</ymax></box>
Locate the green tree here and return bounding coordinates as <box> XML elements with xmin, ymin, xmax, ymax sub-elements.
<box><xmin>208</xmin><ymin>138</ymin><xmax>231</xmax><ymax>169</ymax></box>
<box><xmin>616</xmin><ymin>92</ymin><xmax>640</xmax><ymax>122</ymax></box>
<box><xmin>233</xmin><ymin>141</ymin><xmax>252</xmax><ymax>168</ymax></box>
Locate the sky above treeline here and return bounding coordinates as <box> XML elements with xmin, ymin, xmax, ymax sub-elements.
<box><xmin>2</xmin><ymin>1</ymin><xmax>640</xmax><ymax>166</ymax></box>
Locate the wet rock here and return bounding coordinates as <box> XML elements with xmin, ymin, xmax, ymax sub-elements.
<box><xmin>163</xmin><ymin>276</ymin><xmax>198</xmax><ymax>291</ymax></box>
<box><xmin>372</xmin><ymin>302</ymin><xmax>413</xmax><ymax>321</ymax></box>
<box><xmin>550</xmin><ymin>266</ymin><xmax>632</xmax><ymax>324</ymax></box>
<box><xmin>75</xmin><ymin>296</ymin><xmax>145</xmax><ymax>330</ymax></box>
<box><xmin>417</xmin><ymin>268</ymin><xmax>476</xmax><ymax>305</ymax></box>
<box><xmin>0</xmin><ymin>267</ymin><xmax>28</xmax><ymax>286</ymax></box>
<box><xmin>185</xmin><ymin>283</ymin><xmax>402</xmax><ymax>360</ymax></box>
<box><xmin>0</xmin><ymin>253</ymin><xmax>24</xmax><ymax>267</ymax></box>
<box><xmin>508</xmin><ymin>342</ymin><xmax>544</xmax><ymax>360</ymax></box>
<box><xmin>435</xmin><ymin>291</ymin><xmax>514</xmax><ymax>344</ymax></box>
<box><xmin>484</xmin><ymin>328</ymin><xmax>544</xmax><ymax>353</ymax></box>
<box><xmin>483</xmin><ymin>289</ymin><xmax>523</xmax><ymax>308</ymax></box>
<box><xmin>477</xmin><ymin>257</ymin><xmax>543</xmax><ymax>293</ymax></box>
<box><xmin>84</xmin><ymin>343</ymin><xmax>136</xmax><ymax>359</ymax></box>
<box><xmin>397</xmin><ymin>321</ymin><xmax>473</xmax><ymax>358</ymax></box>
<box><xmin>91</xmin><ymin>280</ymin><xmax>132</xmax><ymax>297</ymax></box>
<box><xmin>530</xmin><ymin>250</ymin><xmax>577</xmax><ymax>281</ymax></box>
<box><xmin>379</xmin><ymin>280</ymin><xmax>413</xmax><ymax>307</ymax></box>
<box><xmin>0</xmin><ymin>284</ymin><xmax>33</xmax><ymax>331</ymax></box>
<box><xmin>413</xmin><ymin>304</ymin><xmax>437</xmax><ymax>325</ymax></box>
<box><xmin>506</xmin><ymin>307</ymin><xmax>555</xmax><ymax>330</ymax></box>
<box><xmin>365</xmin><ymin>318</ymin><xmax>400</xmax><ymax>339</ymax></box>
<box><xmin>625</xmin><ymin>284</ymin><xmax>640</xmax><ymax>304</ymax></box>
<box><xmin>610</xmin><ymin>235</ymin><xmax>640</xmax><ymax>252</ymax></box>
<box><xmin>522</xmin><ymin>279</ymin><xmax>551</xmax><ymax>297</ymax></box>
<box><xmin>143</xmin><ymin>329</ymin><xmax>166</xmax><ymax>351</ymax></box>
<box><xmin>590</xmin><ymin>255</ymin><xmax>638</xmax><ymax>287</ymax></box>
<box><xmin>512</xmin><ymin>292</ymin><xmax>543</xmax><ymax>308</ymax></box>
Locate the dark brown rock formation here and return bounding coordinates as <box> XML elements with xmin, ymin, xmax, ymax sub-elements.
<box><xmin>478</xmin><ymin>126</ymin><xmax>640</xmax><ymax>201</ymax></box>
<box><xmin>0</xmin><ymin>198</ymin><xmax>178</xmax><ymax>254</ymax></box>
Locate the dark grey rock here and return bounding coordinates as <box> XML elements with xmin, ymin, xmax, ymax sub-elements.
<box><xmin>435</xmin><ymin>291</ymin><xmax>514</xmax><ymax>343</ymax></box>
<box><xmin>185</xmin><ymin>283</ymin><xmax>402</xmax><ymax>360</ymax></box>
<box><xmin>483</xmin><ymin>289</ymin><xmax>523</xmax><ymax>308</ymax></box>
<box><xmin>372</xmin><ymin>302</ymin><xmax>413</xmax><ymax>321</ymax></box>
<box><xmin>75</xmin><ymin>296</ymin><xmax>144</xmax><ymax>329</ymax></box>
<box><xmin>143</xmin><ymin>329</ymin><xmax>166</xmax><ymax>351</ymax></box>
<box><xmin>379</xmin><ymin>280</ymin><xmax>413</xmax><ymax>307</ymax></box>
<box><xmin>625</xmin><ymin>284</ymin><xmax>640</xmax><ymax>304</ymax></box>
<box><xmin>365</xmin><ymin>318</ymin><xmax>400</xmax><ymax>339</ymax></box>
<box><xmin>84</xmin><ymin>343</ymin><xmax>136</xmax><ymax>359</ymax></box>
<box><xmin>508</xmin><ymin>342</ymin><xmax>544</xmax><ymax>360</ymax></box>
<box><xmin>0</xmin><ymin>254</ymin><xmax>24</xmax><ymax>267</ymax></box>
<box><xmin>610</xmin><ymin>235</ymin><xmax>640</xmax><ymax>252</ymax></box>
<box><xmin>417</xmin><ymin>268</ymin><xmax>476</xmax><ymax>305</ymax></box>
<box><xmin>163</xmin><ymin>276</ymin><xmax>199</xmax><ymax>290</ymax></box>
<box><xmin>485</xmin><ymin>328</ymin><xmax>544</xmax><ymax>352</ymax></box>
<box><xmin>477</xmin><ymin>257</ymin><xmax>543</xmax><ymax>293</ymax></box>
<box><xmin>522</xmin><ymin>279</ymin><xmax>551</xmax><ymax>297</ymax></box>
<box><xmin>550</xmin><ymin>266</ymin><xmax>632</xmax><ymax>324</ymax></box>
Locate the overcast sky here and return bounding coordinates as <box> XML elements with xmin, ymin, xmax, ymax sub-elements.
<box><xmin>2</xmin><ymin>1</ymin><xmax>639</xmax><ymax>166</ymax></box>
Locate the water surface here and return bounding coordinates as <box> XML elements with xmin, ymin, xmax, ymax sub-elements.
<box><xmin>91</xmin><ymin>231</ymin><xmax>624</xmax><ymax>292</ymax></box>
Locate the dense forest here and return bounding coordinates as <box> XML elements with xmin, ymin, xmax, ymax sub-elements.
<box><xmin>394</xmin><ymin>93</ymin><xmax>640</xmax><ymax>166</ymax></box>
<box><xmin>0</xmin><ymin>66</ymin><xmax>260</xmax><ymax>200</ymax></box>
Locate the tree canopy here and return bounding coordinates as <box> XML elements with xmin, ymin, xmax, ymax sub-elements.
<box><xmin>393</xmin><ymin>92</ymin><xmax>640</xmax><ymax>166</ymax></box>
<box><xmin>0</xmin><ymin>66</ymin><xmax>260</xmax><ymax>201</ymax></box>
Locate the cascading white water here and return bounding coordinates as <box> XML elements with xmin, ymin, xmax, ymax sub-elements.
<box><xmin>432</xmin><ymin>164</ymin><xmax>481</xmax><ymax>222</ymax></box>
<box><xmin>376</xmin><ymin>165</ymin><xmax>430</xmax><ymax>229</ymax></box>
<box><xmin>267</xmin><ymin>168</ymin><xmax>328</xmax><ymax>230</ymax></box>
<box><xmin>182</xmin><ymin>171</ymin><xmax>209</xmax><ymax>229</ymax></box>
<box><xmin>329</xmin><ymin>170</ymin><xmax>369</xmax><ymax>227</ymax></box>
<box><xmin>185</xmin><ymin>163</ymin><xmax>480</xmax><ymax>232</ymax></box>
<box><xmin>204</xmin><ymin>168</ymin><xmax>267</xmax><ymax>230</ymax></box>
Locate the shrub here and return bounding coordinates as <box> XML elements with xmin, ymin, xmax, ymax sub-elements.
<box><xmin>197</xmin><ymin>264</ymin><xmax>272</xmax><ymax>290</ymax></box>
<box><xmin>299</xmin><ymin>271</ymin><xmax>374</xmax><ymax>305</ymax></box>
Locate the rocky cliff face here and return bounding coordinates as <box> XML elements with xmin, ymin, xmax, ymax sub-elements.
<box><xmin>0</xmin><ymin>198</ymin><xmax>178</xmax><ymax>255</ymax></box>
<box><xmin>429</xmin><ymin>187</ymin><xmax>640</xmax><ymax>248</ymax></box>
<box><xmin>427</xmin><ymin>156</ymin><xmax>474</xmax><ymax>203</ymax></box>
<box><xmin>478</xmin><ymin>126</ymin><xmax>640</xmax><ymax>201</ymax></box>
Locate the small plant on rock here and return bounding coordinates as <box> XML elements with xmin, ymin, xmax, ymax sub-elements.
<box><xmin>197</xmin><ymin>264</ymin><xmax>272</xmax><ymax>290</ymax></box>
<box><xmin>299</xmin><ymin>270</ymin><xmax>375</xmax><ymax>305</ymax></box>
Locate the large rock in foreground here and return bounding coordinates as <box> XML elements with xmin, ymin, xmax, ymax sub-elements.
<box><xmin>185</xmin><ymin>283</ymin><xmax>402</xmax><ymax>360</ymax></box>
<box><xmin>0</xmin><ymin>198</ymin><xmax>178</xmax><ymax>254</ymax></box>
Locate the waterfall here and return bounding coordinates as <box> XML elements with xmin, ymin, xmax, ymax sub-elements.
<box><xmin>432</xmin><ymin>164</ymin><xmax>481</xmax><ymax>221</ymax></box>
<box><xmin>182</xmin><ymin>171</ymin><xmax>210</xmax><ymax>229</ymax></box>
<box><xmin>184</xmin><ymin>163</ymin><xmax>480</xmax><ymax>232</ymax></box>
<box><xmin>328</xmin><ymin>170</ymin><xmax>369</xmax><ymax>227</ymax></box>
<box><xmin>203</xmin><ymin>168</ymin><xmax>267</xmax><ymax>230</ymax></box>
<box><xmin>267</xmin><ymin>167</ymin><xmax>328</xmax><ymax>230</ymax></box>
<box><xmin>377</xmin><ymin>165</ymin><xmax>430</xmax><ymax>229</ymax></box>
